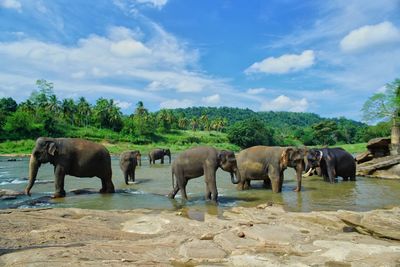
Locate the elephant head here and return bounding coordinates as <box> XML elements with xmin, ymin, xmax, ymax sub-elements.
<box><xmin>25</xmin><ymin>137</ymin><xmax>58</xmax><ymax>196</ymax></box>
<box><xmin>218</xmin><ymin>150</ymin><xmax>240</xmax><ymax>184</ymax></box>
<box><xmin>284</xmin><ymin>147</ymin><xmax>308</xmax><ymax>191</ymax></box>
<box><xmin>163</xmin><ymin>148</ymin><xmax>171</xmax><ymax>163</ymax></box>
<box><xmin>133</xmin><ymin>150</ymin><xmax>141</xmax><ymax>166</ymax></box>
<box><xmin>304</xmin><ymin>149</ymin><xmax>323</xmax><ymax>177</ymax></box>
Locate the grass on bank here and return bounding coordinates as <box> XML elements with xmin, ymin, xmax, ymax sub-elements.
<box><xmin>0</xmin><ymin>129</ymin><xmax>241</xmax><ymax>156</ymax></box>
<box><xmin>0</xmin><ymin>126</ymin><xmax>368</xmax><ymax>156</ymax></box>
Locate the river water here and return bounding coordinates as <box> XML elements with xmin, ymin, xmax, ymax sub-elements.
<box><xmin>1</xmin><ymin>156</ymin><xmax>399</xmax><ymax>216</ymax></box>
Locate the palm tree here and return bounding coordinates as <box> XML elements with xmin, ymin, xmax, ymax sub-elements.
<box><xmin>76</xmin><ymin>97</ymin><xmax>91</xmax><ymax>127</ymax></box>
<box><xmin>61</xmin><ymin>98</ymin><xmax>76</xmax><ymax>126</ymax></box>
<box><xmin>191</xmin><ymin>118</ymin><xmax>198</xmax><ymax>131</ymax></box>
<box><xmin>178</xmin><ymin>117</ymin><xmax>189</xmax><ymax>129</ymax></box>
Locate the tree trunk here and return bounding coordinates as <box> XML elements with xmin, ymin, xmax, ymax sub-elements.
<box><xmin>390</xmin><ymin>118</ymin><xmax>400</xmax><ymax>155</ymax></box>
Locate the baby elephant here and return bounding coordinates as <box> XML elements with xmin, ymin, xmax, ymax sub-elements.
<box><xmin>120</xmin><ymin>150</ymin><xmax>141</xmax><ymax>184</ymax></box>
<box><xmin>168</xmin><ymin>146</ymin><xmax>240</xmax><ymax>202</ymax></box>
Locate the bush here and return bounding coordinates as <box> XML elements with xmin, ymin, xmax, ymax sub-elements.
<box><xmin>226</xmin><ymin>118</ymin><xmax>275</xmax><ymax>148</ymax></box>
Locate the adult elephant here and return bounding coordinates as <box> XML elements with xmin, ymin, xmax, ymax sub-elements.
<box><xmin>25</xmin><ymin>137</ymin><xmax>115</xmax><ymax>198</ymax></box>
<box><xmin>168</xmin><ymin>146</ymin><xmax>240</xmax><ymax>202</ymax></box>
<box><xmin>236</xmin><ymin>146</ymin><xmax>307</xmax><ymax>193</ymax></box>
<box><xmin>120</xmin><ymin>150</ymin><xmax>141</xmax><ymax>184</ymax></box>
<box><xmin>304</xmin><ymin>147</ymin><xmax>356</xmax><ymax>183</ymax></box>
<box><xmin>149</xmin><ymin>148</ymin><xmax>171</xmax><ymax>164</ymax></box>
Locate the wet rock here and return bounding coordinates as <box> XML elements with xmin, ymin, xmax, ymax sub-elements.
<box><xmin>0</xmin><ymin>189</ymin><xmax>24</xmax><ymax>198</ymax></box>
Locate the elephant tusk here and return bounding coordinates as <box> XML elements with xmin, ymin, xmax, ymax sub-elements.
<box><xmin>303</xmin><ymin>167</ymin><xmax>314</xmax><ymax>177</ymax></box>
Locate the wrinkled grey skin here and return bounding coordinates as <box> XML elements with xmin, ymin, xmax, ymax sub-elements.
<box><xmin>236</xmin><ymin>146</ymin><xmax>307</xmax><ymax>193</ymax></box>
<box><xmin>168</xmin><ymin>146</ymin><xmax>240</xmax><ymax>202</ymax></box>
<box><xmin>149</xmin><ymin>148</ymin><xmax>171</xmax><ymax>164</ymax></box>
<box><xmin>304</xmin><ymin>147</ymin><xmax>356</xmax><ymax>183</ymax></box>
<box><xmin>25</xmin><ymin>137</ymin><xmax>115</xmax><ymax>198</ymax></box>
<box><xmin>119</xmin><ymin>150</ymin><xmax>141</xmax><ymax>184</ymax></box>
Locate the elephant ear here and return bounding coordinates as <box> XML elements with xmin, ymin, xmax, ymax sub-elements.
<box><xmin>217</xmin><ymin>150</ymin><xmax>227</xmax><ymax>165</ymax></box>
<box><xmin>279</xmin><ymin>148</ymin><xmax>290</xmax><ymax>169</ymax></box>
<box><xmin>47</xmin><ymin>142</ymin><xmax>57</xmax><ymax>156</ymax></box>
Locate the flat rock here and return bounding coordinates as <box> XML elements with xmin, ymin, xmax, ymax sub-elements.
<box><xmin>122</xmin><ymin>215</ymin><xmax>170</xmax><ymax>234</ymax></box>
<box><xmin>0</xmin><ymin>189</ymin><xmax>24</xmax><ymax>197</ymax></box>
<box><xmin>179</xmin><ymin>240</ymin><xmax>227</xmax><ymax>259</ymax></box>
<box><xmin>338</xmin><ymin>207</ymin><xmax>400</xmax><ymax>240</ymax></box>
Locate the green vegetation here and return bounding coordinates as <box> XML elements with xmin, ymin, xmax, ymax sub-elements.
<box><xmin>0</xmin><ymin>79</ymin><xmax>396</xmax><ymax>155</ymax></box>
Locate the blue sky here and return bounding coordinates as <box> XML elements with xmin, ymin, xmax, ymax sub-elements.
<box><xmin>1</xmin><ymin>0</ymin><xmax>400</xmax><ymax>121</ymax></box>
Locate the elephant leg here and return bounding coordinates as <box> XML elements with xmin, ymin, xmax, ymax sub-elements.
<box><xmin>326</xmin><ymin>165</ymin><xmax>336</xmax><ymax>183</ymax></box>
<box><xmin>343</xmin><ymin>176</ymin><xmax>349</xmax><ymax>181</ymax></box>
<box><xmin>205</xmin><ymin>181</ymin><xmax>212</xmax><ymax>201</ymax></box>
<box><xmin>279</xmin><ymin>169</ymin><xmax>284</xmax><ymax>191</ymax></box>
<box><xmin>161</xmin><ymin>157</ymin><xmax>164</xmax><ymax>164</ymax></box>
<box><xmin>244</xmin><ymin>179</ymin><xmax>251</xmax><ymax>189</ymax></box>
<box><xmin>206</xmin><ymin>169</ymin><xmax>218</xmax><ymax>202</ymax></box>
<box><xmin>99</xmin><ymin>168</ymin><xmax>115</xmax><ymax>193</ymax></box>
<box><xmin>263</xmin><ymin>178</ymin><xmax>271</xmax><ymax>189</ymax></box>
<box><xmin>53</xmin><ymin>166</ymin><xmax>66</xmax><ymax>198</ymax></box>
<box><xmin>124</xmin><ymin>171</ymin><xmax>129</xmax><ymax>185</ymax></box>
<box><xmin>293</xmin><ymin>166</ymin><xmax>302</xmax><ymax>192</ymax></box>
<box><xmin>179</xmin><ymin>178</ymin><xmax>188</xmax><ymax>200</ymax></box>
<box><xmin>131</xmin><ymin>169</ymin><xmax>135</xmax><ymax>182</ymax></box>
<box><xmin>268</xmin><ymin>165</ymin><xmax>281</xmax><ymax>193</ymax></box>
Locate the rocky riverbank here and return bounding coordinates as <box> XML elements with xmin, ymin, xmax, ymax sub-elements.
<box><xmin>0</xmin><ymin>204</ymin><xmax>399</xmax><ymax>266</ymax></box>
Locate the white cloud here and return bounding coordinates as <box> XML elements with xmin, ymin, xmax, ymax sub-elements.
<box><xmin>136</xmin><ymin>0</ymin><xmax>168</xmax><ymax>9</ymax></box>
<box><xmin>160</xmin><ymin>99</ymin><xmax>193</xmax><ymax>109</ymax></box>
<box><xmin>340</xmin><ymin>21</ymin><xmax>400</xmax><ymax>52</ymax></box>
<box><xmin>110</xmin><ymin>39</ymin><xmax>150</xmax><ymax>57</ymax></box>
<box><xmin>202</xmin><ymin>94</ymin><xmax>220</xmax><ymax>105</ymax></box>
<box><xmin>245</xmin><ymin>50</ymin><xmax>315</xmax><ymax>74</ymax></box>
<box><xmin>246</xmin><ymin>88</ymin><xmax>266</xmax><ymax>95</ymax></box>
<box><xmin>260</xmin><ymin>95</ymin><xmax>309</xmax><ymax>112</ymax></box>
<box><xmin>114</xmin><ymin>100</ymin><xmax>132</xmax><ymax>110</ymax></box>
<box><xmin>0</xmin><ymin>24</ymin><xmax>226</xmax><ymax>98</ymax></box>
<box><xmin>0</xmin><ymin>0</ymin><xmax>21</xmax><ymax>12</ymax></box>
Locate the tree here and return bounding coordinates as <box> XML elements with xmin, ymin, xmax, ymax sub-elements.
<box><xmin>76</xmin><ymin>97</ymin><xmax>91</xmax><ymax>127</ymax></box>
<box><xmin>92</xmin><ymin>98</ymin><xmax>123</xmax><ymax>131</ymax></box>
<box><xmin>0</xmin><ymin>97</ymin><xmax>18</xmax><ymax>128</ymax></box>
<box><xmin>3</xmin><ymin>109</ymin><xmax>44</xmax><ymax>139</ymax></box>
<box><xmin>362</xmin><ymin>78</ymin><xmax>400</xmax><ymax>147</ymax></box>
<box><xmin>311</xmin><ymin>120</ymin><xmax>339</xmax><ymax>145</ymax></box>
<box><xmin>226</xmin><ymin>118</ymin><xmax>275</xmax><ymax>148</ymax></box>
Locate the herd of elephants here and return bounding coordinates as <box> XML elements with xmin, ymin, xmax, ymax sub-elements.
<box><xmin>24</xmin><ymin>137</ymin><xmax>356</xmax><ymax>202</ymax></box>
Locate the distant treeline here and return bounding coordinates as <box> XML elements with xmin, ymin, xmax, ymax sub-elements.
<box><xmin>0</xmin><ymin>80</ymin><xmax>391</xmax><ymax>147</ymax></box>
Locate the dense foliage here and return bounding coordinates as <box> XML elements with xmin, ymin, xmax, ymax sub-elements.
<box><xmin>0</xmin><ymin>79</ymin><xmax>391</xmax><ymax>147</ymax></box>
<box><xmin>226</xmin><ymin>118</ymin><xmax>275</xmax><ymax>148</ymax></box>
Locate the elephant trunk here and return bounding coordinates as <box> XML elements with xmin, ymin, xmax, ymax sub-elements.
<box><xmin>25</xmin><ymin>154</ymin><xmax>41</xmax><ymax>196</ymax></box>
<box><xmin>230</xmin><ymin>169</ymin><xmax>240</xmax><ymax>184</ymax></box>
<box><xmin>271</xmin><ymin>178</ymin><xmax>281</xmax><ymax>193</ymax></box>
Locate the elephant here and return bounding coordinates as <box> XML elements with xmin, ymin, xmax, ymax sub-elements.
<box><xmin>304</xmin><ymin>147</ymin><xmax>356</xmax><ymax>183</ymax></box>
<box><xmin>236</xmin><ymin>146</ymin><xmax>307</xmax><ymax>193</ymax></box>
<box><xmin>119</xmin><ymin>150</ymin><xmax>141</xmax><ymax>184</ymax></box>
<box><xmin>168</xmin><ymin>146</ymin><xmax>240</xmax><ymax>202</ymax></box>
<box><xmin>149</xmin><ymin>148</ymin><xmax>171</xmax><ymax>164</ymax></box>
<box><xmin>25</xmin><ymin>137</ymin><xmax>115</xmax><ymax>198</ymax></box>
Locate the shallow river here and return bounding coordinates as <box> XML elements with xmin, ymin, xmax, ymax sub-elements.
<box><xmin>1</xmin><ymin>156</ymin><xmax>399</xmax><ymax>216</ymax></box>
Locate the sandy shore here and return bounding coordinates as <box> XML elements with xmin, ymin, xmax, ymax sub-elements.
<box><xmin>0</xmin><ymin>204</ymin><xmax>399</xmax><ymax>266</ymax></box>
